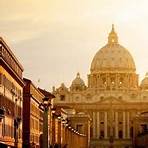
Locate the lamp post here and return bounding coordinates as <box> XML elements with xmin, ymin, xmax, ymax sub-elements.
<box><xmin>13</xmin><ymin>94</ymin><xmax>21</xmax><ymax>148</ymax></box>
<box><xmin>14</xmin><ymin>117</ymin><xmax>21</xmax><ymax>148</ymax></box>
<box><xmin>38</xmin><ymin>88</ymin><xmax>55</xmax><ymax>148</ymax></box>
<box><xmin>41</xmin><ymin>96</ymin><xmax>51</xmax><ymax>148</ymax></box>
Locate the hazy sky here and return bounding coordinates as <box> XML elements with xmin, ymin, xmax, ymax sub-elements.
<box><xmin>0</xmin><ymin>0</ymin><xmax>148</xmax><ymax>90</ymax></box>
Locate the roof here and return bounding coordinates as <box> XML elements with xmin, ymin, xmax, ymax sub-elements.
<box><xmin>38</xmin><ymin>88</ymin><xmax>55</xmax><ymax>99</ymax></box>
<box><xmin>90</xmin><ymin>25</ymin><xmax>136</xmax><ymax>73</ymax></box>
<box><xmin>0</xmin><ymin>37</ymin><xmax>24</xmax><ymax>71</ymax></box>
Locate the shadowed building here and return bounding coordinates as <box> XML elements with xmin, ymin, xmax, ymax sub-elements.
<box><xmin>51</xmin><ymin>107</ymin><xmax>89</xmax><ymax>148</ymax></box>
<box><xmin>67</xmin><ymin>110</ymin><xmax>91</xmax><ymax>148</ymax></box>
<box><xmin>38</xmin><ymin>88</ymin><xmax>55</xmax><ymax>148</ymax></box>
<box><xmin>133</xmin><ymin>111</ymin><xmax>148</xmax><ymax>147</ymax></box>
<box><xmin>23</xmin><ymin>78</ymin><xmax>45</xmax><ymax>148</ymax></box>
<box><xmin>0</xmin><ymin>37</ymin><xmax>24</xmax><ymax>147</ymax></box>
<box><xmin>23</xmin><ymin>79</ymin><xmax>56</xmax><ymax>148</ymax></box>
<box><xmin>53</xmin><ymin>25</ymin><xmax>148</xmax><ymax>148</ymax></box>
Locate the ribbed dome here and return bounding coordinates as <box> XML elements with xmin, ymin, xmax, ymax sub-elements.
<box><xmin>90</xmin><ymin>25</ymin><xmax>136</xmax><ymax>73</ymax></box>
<box><xmin>141</xmin><ymin>73</ymin><xmax>148</xmax><ymax>89</ymax></box>
<box><xmin>71</xmin><ymin>73</ymin><xmax>85</xmax><ymax>86</ymax></box>
<box><xmin>71</xmin><ymin>73</ymin><xmax>86</xmax><ymax>91</ymax></box>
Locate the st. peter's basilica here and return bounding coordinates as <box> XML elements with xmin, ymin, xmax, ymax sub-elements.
<box><xmin>53</xmin><ymin>25</ymin><xmax>148</xmax><ymax>148</ymax></box>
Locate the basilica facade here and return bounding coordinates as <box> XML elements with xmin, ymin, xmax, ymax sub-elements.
<box><xmin>53</xmin><ymin>25</ymin><xmax>148</xmax><ymax>148</ymax></box>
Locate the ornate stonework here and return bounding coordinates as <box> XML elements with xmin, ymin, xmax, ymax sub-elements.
<box><xmin>53</xmin><ymin>25</ymin><xmax>148</xmax><ymax>148</ymax></box>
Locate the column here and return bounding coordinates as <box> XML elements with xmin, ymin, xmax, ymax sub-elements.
<box><xmin>93</xmin><ymin>112</ymin><xmax>96</xmax><ymax>138</ymax></box>
<box><xmin>96</xmin><ymin>76</ymin><xmax>98</xmax><ymax>88</ymax></box>
<box><xmin>123</xmin><ymin>111</ymin><xmax>126</xmax><ymax>139</ymax></box>
<box><xmin>43</xmin><ymin>107</ymin><xmax>49</xmax><ymax>148</ymax></box>
<box><xmin>115</xmin><ymin>73</ymin><xmax>118</xmax><ymax>89</ymax></box>
<box><xmin>127</xmin><ymin>112</ymin><xmax>130</xmax><ymax>139</ymax></box>
<box><xmin>115</xmin><ymin>111</ymin><xmax>119</xmax><ymax>139</ymax></box>
<box><xmin>96</xmin><ymin>112</ymin><xmax>100</xmax><ymax>138</ymax></box>
<box><xmin>98</xmin><ymin>74</ymin><xmax>100</xmax><ymax>88</ymax></box>
<box><xmin>61</xmin><ymin>122</ymin><xmax>63</xmax><ymax>145</ymax></box>
<box><xmin>55</xmin><ymin>119</ymin><xmax>58</xmax><ymax>143</ymax></box>
<box><xmin>104</xmin><ymin>112</ymin><xmax>108</xmax><ymax>139</ymax></box>
<box><xmin>106</xmin><ymin>74</ymin><xmax>109</xmax><ymax>88</ymax></box>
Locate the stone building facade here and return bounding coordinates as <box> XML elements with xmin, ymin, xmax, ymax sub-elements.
<box><xmin>23</xmin><ymin>78</ymin><xmax>45</xmax><ymax>148</ymax></box>
<box><xmin>53</xmin><ymin>25</ymin><xmax>148</xmax><ymax>148</ymax></box>
<box><xmin>0</xmin><ymin>37</ymin><xmax>24</xmax><ymax>147</ymax></box>
<box><xmin>133</xmin><ymin>111</ymin><xmax>148</xmax><ymax>147</ymax></box>
<box><xmin>51</xmin><ymin>107</ymin><xmax>90</xmax><ymax>148</ymax></box>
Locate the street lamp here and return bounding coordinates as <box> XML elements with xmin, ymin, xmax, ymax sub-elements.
<box><xmin>38</xmin><ymin>88</ymin><xmax>55</xmax><ymax>148</ymax></box>
<box><xmin>13</xmin><ymin>95</ymin><xmax>21</xmax><ymax>148</ymax></box>
<box><xmin>42</xmin><ymin>96</ymin><xmax>51</xmax><ymax>148</ymax></box>
<box><xmin>14</xmin><ymin>117</ymin><xmax>21</xmax><ymax>148</ymax></box>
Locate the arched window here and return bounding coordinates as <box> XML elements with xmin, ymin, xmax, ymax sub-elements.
<box><xmin>102</xmin><ymin>78</ymin><xmax>106</xmax><ymax>85</ymax></box>
<box><xmin>118</xmin><ymin>96</ymin><xmax>122</xmax><ymax>100</ymax></box>
<box><xmin>60</xmin><ymin>95</ymin><xmax>65</xmax><ymax>101</ymax></box>
<box><xmin>86</xmin><ymin>94</ymin><xmax>91</xmax><ymax>100</ymax></box>
<box><xmin>119</xmin><ymin>130</ymin><xmax>123</xmax><ymax>139</ymax></box>
<box><xmin>100</xmin><ymin>96</ymin><xmax>104</xmax><ymax>100</ymax></box>
<box><xmin>100</xmin><ymin>130</ymin><xmax>104</xmax><ymax>139</ymax></box>
<box><xmin>130</xmin><ymin>127</ymin><xmax>133</xmax><ymax>138</ymax></box>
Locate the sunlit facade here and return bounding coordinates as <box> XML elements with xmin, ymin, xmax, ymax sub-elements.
<box><xmin>0</xmin><ymin>37</ymin><xmax>24</xmax><ymax>147</ymax></box>
<box><xmin>53</xmin><ymin>25</ymin><xmax>148</xmax><ymax>148</ymax></box>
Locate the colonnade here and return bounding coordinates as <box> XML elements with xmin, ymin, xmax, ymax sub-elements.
<box><xmin>51</xmin><ymin>115</ymin><xmax>88</xmax><ymax>148</ymax></box>
<box><xmin>92</xmin><ymin>111</ymin><xmax>131</xmax><ymax>139</ymax></box>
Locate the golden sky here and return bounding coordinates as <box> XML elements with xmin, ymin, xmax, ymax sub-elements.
<box><xmin>0</xmin><ymin>0</ymin><xmax>148</xmax><ymax>89</ymax></box>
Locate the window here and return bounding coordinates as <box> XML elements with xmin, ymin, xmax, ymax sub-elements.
<box><xmin>130</xmin><ymin>127</ymin><xmax>133</xmax><ymax>138</ymax></box>
<box><xmin>75</xmin><ymin>86</ymin><xmax>79</xmax><ymax>91</ymax></box>
<box><xmin>106</xmin><ymin>86</ymin><xmax>110</xmax><ymax>90</ymax></box>
<box><xmin>86</xmin><ymin>94</ymin><xmax>91</xmax><ymax>100</ymax></box>
<box><xmin>76</xmin><ymin>124</ymin><xmax>83</xmax><ymax>133</ymax></box>
<box><xmin>118</xmin><ymin>96</ymin><xmax>122</xmax><ymax>100</ymax></box>
<box><xmin>141</xmin><ymin>124</ymin><xmax>147</xmax><ymax>133</ymax></box>
<box><xmin>75</xmin><ymin>96</ymin><xmax>79</xmax><ymax>101</ymax></box>
<box><xmin>60</xmin><ymin>95</ymin><xmax>65</xmax><ymax>101</ymax></box>
<box><xmin>119</xmin><ymin>130</ymin><xmax>123</xmax><ymax>139</ymax></box>
<box><xmin>100</xmin><ymin>130</ymin><xmax>104</xmax><ymax>139</ymax></box>
<box><xmin>131</xmin><ymin>94</ymin><xmax>136</xmax><ymax>99</ymax></box>
<box><xmin>102</xmin><ymin>78</ymin><xmax>106</xmax><ymax>84</ymax></box>
<box><xmin>100</xmin><ymin>96</ymin><xmax>104</xmax><ymax>100</ymax></box>
<box><xmin>119</xmin><ymin>121</ymin><xmax>122</xmax><ymax>124</ymax></box>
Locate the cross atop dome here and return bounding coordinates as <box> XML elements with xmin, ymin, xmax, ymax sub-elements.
<box><xmin>77</xmin><ymin>72</ymin><xmax>80</xmax><ymax>78</ymax></box>
<box><xmin>108</xmin><ymin>24</ymin><xmax>118</xmax><ymax>44</ymax></box>
<box><xmin>111</xmin><ymin>24</ymin><xmax>115</xmax><ymax>32</ymax></box>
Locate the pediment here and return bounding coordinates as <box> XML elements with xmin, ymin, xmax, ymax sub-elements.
<box><xmin>95</xmin><ymin>96</ymin><xmax>126</xmax><ymax>104</ymax></box>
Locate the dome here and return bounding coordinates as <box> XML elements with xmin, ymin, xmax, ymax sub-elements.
<box><xmin>91</xmin><ymin>25</ymin><xmax>136</xmax><ymax>73</ymax></box>
<box><xmin>71</xmin><ymin>73</ymin><xmax>86</xmax><ymax>91</ymax></box>
<box><xmin>141</xmin><ymin>73</ymin><xmax>148</xmax><ymax>89</ymax></box>
<box><xmin>71</xmin><ymin>73</ymin><xmax>85</xmax><ymax>86</ymax></box>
